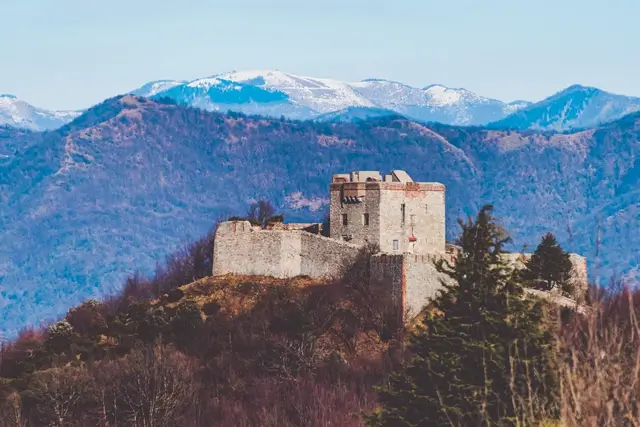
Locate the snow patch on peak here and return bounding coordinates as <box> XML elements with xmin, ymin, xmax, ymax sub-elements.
<box><xmin>130</xmin><ymin>80</ymin><xmax>186</xmax><ymax>98</ymax></box>
<box><xmin>214</xmin><ymin>69</ymin><xmax>374</xmax><ymax>113</ymax></box>
<box><xmin>186</xmin><ymin>77</ymin><xmax>224</xmax><ymax>89</ymax></box>
<box><xmin>424</xmin><ymin>85</ymin><xmax>464</xmax><ymax>105</ymax></box>
<box><xmin>0</xmin><ymin>96</ymin><xmax>80</xmax><ymax>131</ymax></box>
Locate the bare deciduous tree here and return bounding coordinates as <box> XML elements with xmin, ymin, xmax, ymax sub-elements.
<box><xmin>22</xmin><ymin>366</ymin><xmax>93</xmax><ymax>427</ymax></box>
<box><xmin>104</xmin><ymin>344</ymin><xmax>197</xmax><ymax>427</ymax></box>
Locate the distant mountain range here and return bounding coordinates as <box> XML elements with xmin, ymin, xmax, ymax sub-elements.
<box><xmin>3</xmin><ymin>70</ymin><xmax>640</xmax><ymax>131</ymax></box>
<box><xmin>489</xmin><ymin>84</ymin><xmax>640</xmax><ymax>131</ymax></box>
<box><xmin>127</xmin><ymin>70</ymin><xmax>640</xmax><ymax>130</ymax></box>
<box><xmin>0</xmin><ymin>94</ymin><xmax>81</xmax><ymax>131</ymax></box>
<box><xmin>129</xmin><ymin>70</ymin><xmax>531</xmax><ymax>126</ymax></box>
<box><xmin>2</xmin><ymin>94</ymin><xmax>640</xmax><ymax>338</ymax></box>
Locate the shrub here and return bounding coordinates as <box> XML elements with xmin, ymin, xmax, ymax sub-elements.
<box><xmin>166</xmin><ymin>288</ymin><xmax>184</xmax><ymax>303</ymax></box>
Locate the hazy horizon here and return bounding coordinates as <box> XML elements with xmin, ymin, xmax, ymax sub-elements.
<box><xmin>2</xmin><ymin>0</ymin><xmax>637</xmax><ymax>110</ymax></box>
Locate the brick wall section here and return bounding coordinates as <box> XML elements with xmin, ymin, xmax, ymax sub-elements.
<box><xmin>371</xmin><ymin>253</ymin><xmax>454</xmax><ymax>322</ymax></box>
<box><xmin>329</xmin><ymin>184</ymin><xmax>382</xmax><ymax>247</ymax></box>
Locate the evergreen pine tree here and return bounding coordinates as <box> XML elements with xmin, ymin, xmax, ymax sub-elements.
<box><xmin>521</xmin><ymin>232</ymin><xmax>574</xmax><ymax>297</ymax></box>
<box><xmin>365</xmin><ymin>205</ymin><xmax>559</xmax><ymax>427</ymax></box>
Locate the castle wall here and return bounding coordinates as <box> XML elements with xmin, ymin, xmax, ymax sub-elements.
<box><xmin>213</xmin><ymin>221</ymin><xmax>360</xmax><ymax>280</ymax></box>
<box><xmin>569</xmin><ymin>254</ymin><xmax>588</xmax><ymax>297</ymax></box>
<box><xmin>213</xmin><ymin>221</ymin><xmax>301</xmax><ymax>278</ymax></box>
<box><xmin>370</xmin><ymin>253</ymin><xmax>404</xmax><ymax>310</ymax></box>
<box><xmin>300</xmin><ymin>232</ymin><xmax>360</xmax><ymax>278</ymax></box>
<box><xmin>402</xmin><ymin>253</ymin><xmax>453</xmax><ymax>317</ymax></box>
<box><xmin>502</xmin><ymin>252</ymin><xmax>588</xmax><ymax>298</ymax></box>
<box><xmin>371</xmin><ymin>251</ymin><xmax>588</xmax><ymax>323</ymax></box>
<box><xmin>371</xmin><ymin>252</ymin><xmax>455</xmax><ymax>321</ymax></box>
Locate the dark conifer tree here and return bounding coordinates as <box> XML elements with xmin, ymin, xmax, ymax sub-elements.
<box><xmin>521</xmin><ymin>232</ymin><xmax>574</xmax><ymax>297</ymax></box>
<box><xmin>366</xmin><ymin>205</ymin><xmax>559</xmax><ymax>426</ymax></box>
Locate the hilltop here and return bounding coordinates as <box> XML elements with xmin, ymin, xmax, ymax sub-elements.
<box><xmin>0</xmin><ymin>254</ymin><xmax>404</xmax><ymax>426</ymax></box>
<box><xmin>1</xmin><ymin>95</ymin><xmax>640</xmax><ymax>336</ymax></box>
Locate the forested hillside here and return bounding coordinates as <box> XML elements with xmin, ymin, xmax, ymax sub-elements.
<box><xmin>1</xmin><ymin>95</ymin><xmax>639</xmax><ymax>336</ymax></box>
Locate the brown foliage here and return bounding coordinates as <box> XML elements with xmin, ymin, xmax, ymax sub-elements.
<box><xmin>22</xmin><ymin>366</ymin><xmax>93</xmax><ymax>427</ymax></box>
<box><xmin>94</xmin><ymin>345</ymin><xmax>198</xmax><ymax>427</ymax></box>
<box><xmin>556</xmin><ymin>285</ymin><xmax>640</xmax><ymax>426</ymax></box>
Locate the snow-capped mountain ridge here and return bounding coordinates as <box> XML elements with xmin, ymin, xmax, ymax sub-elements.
<box><xmin>213</xmin><ymin>69</ymin><xmax>375</xmax><ymax>113</ymax></box>
<box><xmin>0</xmin><ymin>95</ymin><xmax>81</xmax><ymax>131</ymax></box>
<box><xmin>130</xmin><ymin>80</ymin><xmax>186</xmax><ymax>98</ymax></box>
<box><xmin>146</xmin><ymin>70</ymin><xmax>530</xmax><ymax>126</ymax></box>
<box><xmin>490</xmin><ymin>84</ymin><xmax>640</xmax><ymax>131</ymax></box>
<box><xmin>6</xmin><ymin>70</ymin><xmax>640</xmax><ymax>131</ymax></box>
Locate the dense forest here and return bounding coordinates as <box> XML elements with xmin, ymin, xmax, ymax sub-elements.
<box><xmin>1</xmin><ymin>205</ymin><xmax>637</xmax><ymax>426</ymax></box>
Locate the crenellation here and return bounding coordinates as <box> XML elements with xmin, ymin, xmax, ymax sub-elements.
<box><xmin>213</xmin><ymin>169</ymin><xmax>589</xmax><ymax>323</ymax></box>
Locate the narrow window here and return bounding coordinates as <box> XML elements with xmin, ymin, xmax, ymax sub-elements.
<box><xmin>363</xmin><ymin>213</ymin><xmax>369</xmax><ymax>226</ymax></box>
<box><xmin>393</xmin><ymin>239</ymin><xmax>399</xmax><ymax>250</ymax></box>
<box><xmin>342</xmin><ymin>214</ymin><xmax>348</xmax><ymax>226</ymax></box>
<box><xmin>425</xmin><ymin>204</ymin><xmax>428</xmax><ymax>213</ymax></box>
<box><xmin>401</xmin><ymin>203</ymin><xmax>406</xmax><ymax>223</ymax></box>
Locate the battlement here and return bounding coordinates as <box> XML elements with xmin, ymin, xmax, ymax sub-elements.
<box><xmin>332</xmin><ymin>169</ymin><xmax>421</xmax><ymax>184</ymax></box>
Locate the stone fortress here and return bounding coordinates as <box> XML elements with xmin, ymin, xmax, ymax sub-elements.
<box><xmin>213</xmin><ymin>170</ymin><xmax>588</xmax><ymax>321</ymax></box>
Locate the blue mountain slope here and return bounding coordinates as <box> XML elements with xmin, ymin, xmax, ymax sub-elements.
<box><xmin>314</xmin><ymin>106</ymin><xmax>405</xmax><ymax>122</ymax></box>
<box><xmin>2</xmin><ymin>96</ymin><xmax>640</xmax><ymax>338</ymax></box>
<box><xmin>491</xmin><ymin>85</ymin><xmax>640</xmax><ymax>131</ymax></box>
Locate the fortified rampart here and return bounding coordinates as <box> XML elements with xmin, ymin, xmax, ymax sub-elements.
<box><xmin>212</xmin><ymin>169</ymin><xmax>589</xmax><ymax>323</ymax></box>
<box><xmin>370</xmin><ymin>250</ymin><xmax>588</xmax><ymax>322</ymax></box>
<box><xmin>213</xmin><ymin>220</ymin><xmax>360</xmax><ymax>279</ymax></box>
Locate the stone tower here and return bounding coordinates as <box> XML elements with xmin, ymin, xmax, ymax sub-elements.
<box><xmin>329</xmin><ymin>170</ymin><xmax>446</xmax><ymax>254</ymax></box>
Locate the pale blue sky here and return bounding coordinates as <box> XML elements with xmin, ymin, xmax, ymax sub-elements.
<box><xmin>1</xmin><ymin>0</ymin><xmax>637</xmax><ymax>110</ymax></box>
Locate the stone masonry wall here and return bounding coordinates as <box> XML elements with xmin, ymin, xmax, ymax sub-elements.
<box><xmin>370</xmin><ymin>253</ymin><xmax>404</xmax><ymax>310</ymax></box>
<box><xmin>300</xmin><ymin>232</ymin><xmax>360</xmax><ymax>279</ymax></box>
<box><xmin>214</xmin><ymin>222</ymin><xmax>589</xmax><ymax>324</ymax></box>
<box><xmin>378</xmin><ymin>183</ymin><xmax>446</xmax><ymax>254</ymax></box>
<box><xmin>329</xmin><ymin>184</ymin><xmax>382</xmax><ymax>248</ymax></box>
<box><xmin>330</xmin><ymin>182</ymin><xmax>446</xmax><ymax>255</ymax></box>
<box><xmin>213</xmin><ymin>221</ymin><xmax>360</xmax><ymax>280</ymax></box>
<box><xmin>213</xmin><ymin>221</ymin><xmax>299</xmax><ymax>278</ymax></box>
<box><xmin>373</xmin><ymin>251</ymin><xmax>588</xmax><ymax>323</ymax></box>
<box><xmin>371</xmin><ymin>252</ymin><xmax>454</xmax><ymax>322</ymax></box>
<box><xmin>402</xmin><ymin>253</ymin><xmax>454</xmax><ymax>317</ymax></box>
<box><xmin>502</xmin><ymin>252</ymin><xmax>589</xmax><ymax>298</ymax></box>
